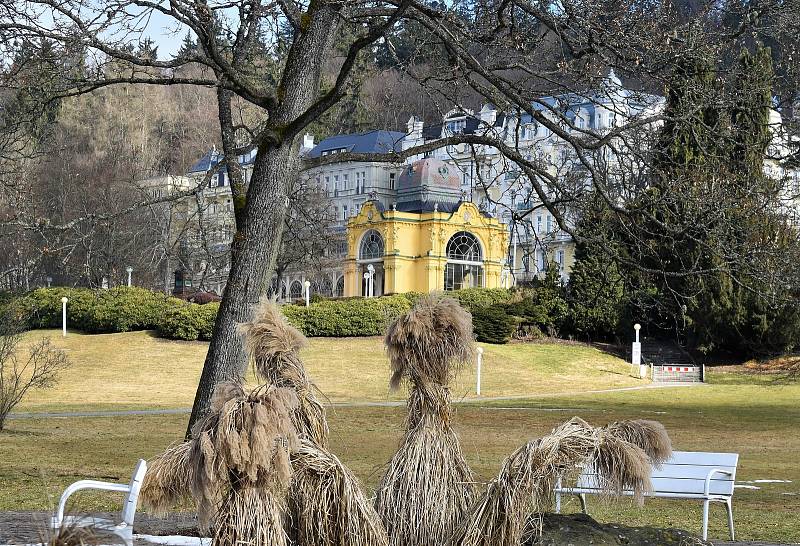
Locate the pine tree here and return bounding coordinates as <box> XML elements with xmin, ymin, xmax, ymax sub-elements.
<box><xmin>567</xmin><ymin>199</ymin><xmax>625</xmax><ymax>341</ymax></box>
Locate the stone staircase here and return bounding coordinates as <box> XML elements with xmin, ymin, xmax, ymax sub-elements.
<box><xmin>642</xmin><ymin>340</ymin><xmax>703</xmax><ymax>383</ymax></box>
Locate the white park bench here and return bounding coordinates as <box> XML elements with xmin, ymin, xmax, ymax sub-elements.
<box><xmin>51</xmin><ymin>459</ymin><xmax>148</xmax><ymax>546</ymax></box>
<box><xmin>554</xmin><ymin>450</ymin><xmax>738</xmax><ymax>541</ymax></box>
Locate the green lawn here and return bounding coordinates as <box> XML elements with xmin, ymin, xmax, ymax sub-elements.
<box><xmin>15</xmin><ymin>330</ymin><xmax>639</xmax><ymax>413</ymax></box>
<box><xmin>1</xmin><ymin>365</ymin><xmax>798</xmax><ymax>542</ymax></box>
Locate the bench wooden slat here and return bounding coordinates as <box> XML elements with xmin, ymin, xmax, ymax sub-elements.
<box><xmin>575</xmin><ymin>476</ymin><xmax>735</xmax><ymax>496</ymax></box>
<box><xmin>665</xmin><ymin>451</ymin><xmax>739</xmax><ymax>467</ymax></box>
<box><xmin>577</xmin><ymin>465</ymin><xmax>737</xmax><ymax>482</ymax></box>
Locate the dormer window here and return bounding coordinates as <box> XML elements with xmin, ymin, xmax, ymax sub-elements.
<box><xmin>446</xmin><ymin>118</ymin><xmax>467</xmax><ymax>134</ymax></box>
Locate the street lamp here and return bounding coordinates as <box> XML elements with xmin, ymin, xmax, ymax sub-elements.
<box><xmin>126</xmin><ymin>266</ymin><xmax>134</xmax><ymax>287</ymax></box>
<box><xmin>367</xmin><ymin>264</ymin><xmax>375</xmax><ymax>298</ymax></box>
<box><xmin>632</xmin><ymin>323</ymin><xmax>646</xmax><ymax>379</ymax></box>
<box><xmin>46</xmin><ymin>276</ymin><xmax>52</xmax><ymax>288</ymax></box>
<box><xmin>303</xmin><ymin>280</ymin><xmax>311</xmax><ymax>307</ymax></box>
<box><xmin>61</xmin><ymin>297</ymin><xmax>68</xmax><ymax>337</ymax></box>
<box><xmin>363</xmin><ymin>272</ymin><xmax>370</xmax><ymax>298</ymax></box>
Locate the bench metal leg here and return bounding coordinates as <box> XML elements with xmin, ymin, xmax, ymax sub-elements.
<box><xmin>701</xmin><ymin>500</ymin><xmax>710</xmax><ymax>541</ymax></box>
<box><xmin>725</xmin><ymin>499</ymin><xmax>735</xmax><ymax>541</ymax></box>
<box><xmin>579</xmin><ymin>494</ymin><xmax>588</xmax><ymax>515</ymax></box>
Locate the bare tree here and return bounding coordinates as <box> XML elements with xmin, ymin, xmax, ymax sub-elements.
<box><xmin>0</xmin><ymin>309</ymin><xmax>69</xmax><ymax>430</ymax></box>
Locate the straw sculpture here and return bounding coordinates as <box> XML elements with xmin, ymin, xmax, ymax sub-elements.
<box><xmin>289</xmin><ymin>439</ymin><xmax>390</xmax><ymax>546</ymax></box>
<box><xmin>240</xmin><ymin>300</ymin><xmax>329</xmax><ymax>446</ymax></box>
<box><xmin>139</xmin><ymin>440</ymin><xmax>192</xmax><ymax>516</ymax></box>
<box><xmin>141</xmin><ymin>381</ymin><xmax>300</xmax><ymax>546</ymax></box>
<box><xmin>240</xmin><ymin>299</ymin><xmax>389</xmax><ymax>546</ymax></box>
<box><xmin>447</xmin><ymin>417</ymin><xmax>672</xmax><ymax>546</ymax></box>
<box><xmin>375</xmin><ymin>294</ymin><xmax>477</xmax><ymax>546</ymax></box>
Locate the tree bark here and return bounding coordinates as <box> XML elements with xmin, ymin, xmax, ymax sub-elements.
<box><xmin>186</xmin><ymin>4</ymin><xmax>340</xmax><ymax>436</ymax></box>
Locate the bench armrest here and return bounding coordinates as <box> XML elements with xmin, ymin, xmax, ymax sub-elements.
<box><xmin>54</xmin><ymin>480</ymin><xmax>131</xmax><ymax>527</ymax></box>
<box><xmin>704</xmin><ymin>469</ymin><xmax>734</xmax><ymax>497</ymax></box>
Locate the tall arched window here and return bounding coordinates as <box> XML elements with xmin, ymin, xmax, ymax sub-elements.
<box><xmin>445</xmin><ymin>231</ymin><xmax>484</xmax><ymax>290</ymax></box>
<box><xmin>289</xmin><ymin>280</ymin><xmax>303</xmax><ymax>299</ymax></box>
<box><xmin>357</xmin><ymin>230</ymin><xmax>385</xmax><ymax>297</ymax></box>
<box><xmin>359</xmin><ymin>229</ymin><xmax>384</xmax><ymax>261</ymax></box>
<box><xmin>335</xmin><ymin>276</ymin><xmax>345</xmax><ymax>297</ymax></box>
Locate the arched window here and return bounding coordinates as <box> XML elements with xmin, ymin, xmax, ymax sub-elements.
<box><xmin>318</xmin><ymin>277</ymin><xmax>333</xmax><ymax>297</ymax></box>
<box><xmin>445</xmin><ymin>231</ymin><xmax>484</xmax><ymax>290</ymax></box>
<box><xmin>289</xmin><ymin>280</ymin><xmax>303</xmax><ymax>299</ymax></box>
<box><xmin>335</xmin><ymin>276</ymin><xmax>345</xmax><ymax>297</ymax></box>
<box><xmin>359</xmin><ymin>230</ymin><xmax>384</xmax><ymax>261</ymax></box>
<box><xmin>447</xmin><ymin>231</ymin><xmax>482</xmax><ymax>262</ymax></box>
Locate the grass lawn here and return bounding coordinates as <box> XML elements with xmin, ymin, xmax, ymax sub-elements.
<box><xmin>15</xmin><ymin>330</ymin><xmax>638</xmax><ymax>413</ymax></box>
<box><xmin>1</xmin><ymin>369</ymin><xmax>798</xmax><ymax>543</ymax></box>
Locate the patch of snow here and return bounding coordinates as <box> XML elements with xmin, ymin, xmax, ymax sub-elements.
<box><xmin>734</xmin><ymin>485</ymin><xmax>761</xmax><ymax>490</ymax></box>
<box><xmin>752</xmin><ymin>479</ymin><xmax>792</xmax><ymax>483</ymax></box>
<box><xmin>135</xmin><ymin>535</ymin><xmax>211</xmax><ymax>546</ymax></box>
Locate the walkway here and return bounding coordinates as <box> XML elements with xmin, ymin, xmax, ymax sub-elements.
<box><xmin>7</xmin><ymin>382</ymin><xmax>706</xmax><ymax>420</ymax></box>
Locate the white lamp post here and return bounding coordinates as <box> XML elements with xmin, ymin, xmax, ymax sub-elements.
<box><xmin>367</xmin><ymin>264</ymin><xmax>375</xmax><ymax>298</ymax></box>
<box><xmin>363</xmin><ymin>272</ymin><xmax>370</xmax><ymax>297</ymax></box>
<box><xmin>632</xmin><ymin>323</ymin><xmax>646</xmax><ymax>378</ymax></box>
<box><xmin>476</xmin><ymin>346</ymin><xmax>484</xmax><ymax>396</ymax></box>
<box><xmin>46</xmin><ymin>276</ymin><xmax>52</xmax><ymax>288</ymax></box>
<box><xmin>126</xmin><ymin>266</ymin><xmax>133</xmax><ymax>287</ymax></box>
<box><xmin>304</xmin><ymin>280</ymin><xmax>311</xmax><ymax>307</ymax></box>
<box><xmin>61</xmin><ymin>297</ymin><xmax>68</xmax><ymax>337</ymax></box>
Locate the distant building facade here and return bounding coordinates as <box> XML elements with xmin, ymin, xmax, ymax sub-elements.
<box><xmin>157</xmin><ymin>70</ymin><xmax>798</xmax><ymax>297</ymax></box>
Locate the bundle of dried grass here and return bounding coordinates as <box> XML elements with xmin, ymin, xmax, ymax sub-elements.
<box><xmin>601</xmin><ymin>419</ymin><xmax>672</xmax><ymax>465</ymax></box>
<box><xmin>240</xmin><ymin>300</ymin><xmax>328</xmax><ymax>446</ymax></box>
<box><xmin>188</xmin><ymin>382</ymin><xmax>300</xmax><ymax>529</ymax></box>
<box><xmin>41</xmin><ymin>520</ymin><xmax>100</xmax><ymax>546</ymax></box>
<box><xmin>376</xmin><ymin>295</ymin><xmax>477</xmax><ymax>546</ymax></box>
<box><xmin>139</xmin><ymin>441</ymin><xmax>192</xmax><ymax>516</ymax></box>
<box><xmin>289</xmin><ymin>439</ymin><xmax>389</xmax><ymax>546</ymax></box>
<box><xmin>213</xmin><ymin>486</ymin><xmax>290</xmax><ymax>546</ymax></box>
<box><xmin>448</xmin><ymin>417</ymin><xmax>670</xmax><ymax>546</ymax></box>
<box><xmin>139</xmin><ymin>380</ymin><xmax>300</xmax><ymax>546</ymax></box>
<box><xmin>384</xmin><ymin>294</ymin><xmax>475</xmax><ymax>390</ymax></box>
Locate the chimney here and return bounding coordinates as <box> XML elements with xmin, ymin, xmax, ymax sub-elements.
<box><xmin>404</xmin><ymin>116</ymin><xmax>424</xmax><ymax>151</ymax></box>
<box><xmin>303</xmin><ymin>133</ymin><xmax>315</xmax><ymax>150</ymax></box>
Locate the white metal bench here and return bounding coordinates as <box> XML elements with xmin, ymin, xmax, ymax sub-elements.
<box><xmin>50</xmin><ymin>459</ymin><xmax>148</xmax><ymax>546</ymax></box>
<box><xmin>554</xmin><ymin>450</ymin><xmax>738</xmax><ymax>541</ymax></box>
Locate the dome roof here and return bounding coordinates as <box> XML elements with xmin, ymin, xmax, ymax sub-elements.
<box><xmin>397</xmin><ymin>158</ymin><xmax>461</xmax><ymax>191</ymax></box>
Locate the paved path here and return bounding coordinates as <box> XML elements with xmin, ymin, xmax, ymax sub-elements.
<box><xmin>7</xmin><ymin>382</ymin><xmax>705</xmax><ymax>420</ymax></box>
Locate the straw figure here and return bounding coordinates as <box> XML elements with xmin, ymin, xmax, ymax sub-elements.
<box><xmin>239</xmin><ymin>301</ymin><xmax>328</xmax><ymax>446</ymax></box>
<box><xmin>143</xmin><ymin>301</ymin><xmax>386</xmax><ymax>546</ymax></box>
<box><xmin>240</xmin><ymin>301</ymin><xmax>389</xmax><ymax>546</ymax></box>
<box><xmin>447</xmin><ymin>418</ymin><xmax>672</xmax><ymax>546</ymax></box>
<box><xmin>375</xmin><ymin>295</ymin><xmax>478</xmax><ymax>546</ymax></box>
<box><xmin>142</xmin><ymin>381</ymin><xmax>300</xmax><ymax>546</ymax></box>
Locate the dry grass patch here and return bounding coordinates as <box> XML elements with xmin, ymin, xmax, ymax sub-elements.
<box><xmin>1</xmin><ymin>371</ymin><xmax>799</xmax><ymax>542</ymax></box>
<box><xmin>15</xmin><ymin>331</ymin><xmax>639</xmax><ymax>413</ymax></box>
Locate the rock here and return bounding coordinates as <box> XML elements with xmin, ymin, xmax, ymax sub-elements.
<box><xmin>529</xmin><ymin>513</ymin><xmax>709</xmax><ymax>545</ymax></box>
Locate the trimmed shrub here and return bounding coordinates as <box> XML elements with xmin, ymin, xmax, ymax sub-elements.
<box><xmin>452</xmin><ymin>288</ymin><xmax>512</xmax><ymax>311</ymax></box>
<box><xmin>472</xmin><ymin>304</ymin><xmax>516</xmax><ymax>344</ymax></box>
<box><xmin>83</xmin><ymin>287</ymin><xmax>172</xmax><ymax>333</ymax></box>
<box><xmin>156</xmin><ymin>301</ymin><xmax>219</xmax><ymax>341</ymax></box>
<box><xmin>13</xmin><ymin>288</ymin><xmax>97</xmax><ymax>330</ymax></box>
<box><xmin>283</xmin><ymin>295</ymin><xmax>413</xmax><ymax>337</ymax></box>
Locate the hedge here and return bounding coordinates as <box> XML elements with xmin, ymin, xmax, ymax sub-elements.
<box><xmin>5</xmin><ymin>287</ymin><xmax>179</xmax><ymax>333</ymax></box>
<box><xmin>283</xmin><ymin>295</ymin><xmax>412</xmax><ymax>337</ymax></box>
<box><xmin>0</xmin><ymin>286</ymin><xmax>555</xmax><ymax>343</ymax></box>
<box><xmin>156</xmin><ymin>301</ymin><xmax>219</xmax><ymax>341</ymax></box>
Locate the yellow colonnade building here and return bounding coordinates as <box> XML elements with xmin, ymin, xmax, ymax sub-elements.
<box><xmin>344</xmin><ymin>158</ymin><xmax>509</xmax><ymax>296</ymax></box>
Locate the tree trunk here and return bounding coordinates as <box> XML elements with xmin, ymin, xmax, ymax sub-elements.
<box><xmin>186</xmin><ymin>5</ymin><xmax>340</xmax><ymax>436</ymax></box>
